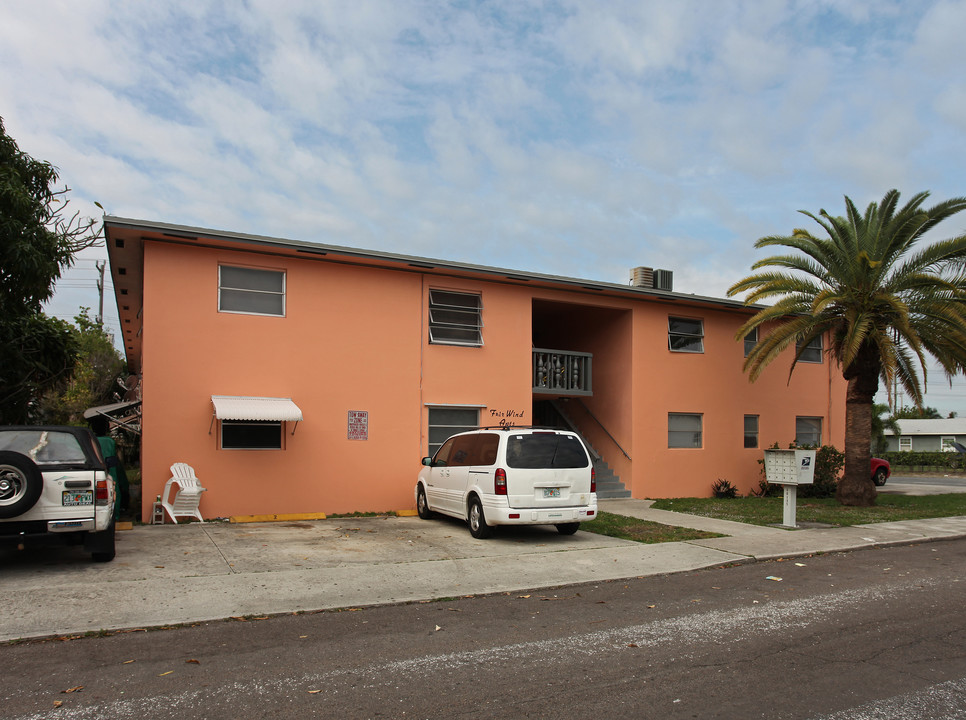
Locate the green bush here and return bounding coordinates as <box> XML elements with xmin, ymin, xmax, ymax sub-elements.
<box><xmin>881</xmin><ymin>451</ymin><xmax>964</xmax><ymax>471</ymax></box>
<box><xmin>711</xmin><ymin>478</ymin><xmax>739</xmax><ymax>498</ymax></box>
<box><xmin>798</xmin><ymin>445</ymin><xmax>844</xmax><ymax>498</ymax></box>
<box><xmin>758</xmin><ymin>445</ymin><xmax>844</xmax><ymax>499</ymax></box>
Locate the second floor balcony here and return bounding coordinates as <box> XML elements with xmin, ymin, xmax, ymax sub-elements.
<box><xmin>532</xmin><ymin>348</ymin><xmax>593</xmax><ymax>396</ymax></box>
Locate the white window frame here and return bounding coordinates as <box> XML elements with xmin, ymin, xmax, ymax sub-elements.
<box><xmin>668</xmin><ymin>317</ymin><xmax>704</xmax><ymax>353</ymax></box>
<box><xmin>744</xmin><ymin>414</ymin><xmax>759</xmax><ymax>448</ymax></box>
<box><xmin>218</xmin><ymin>265</ymin><xmax>286</xmax><ymax>317</ymax></box>
<box><xmin>941</xmin><ymin>436</ymin><xmax>957</xmax><ymax>452</ymax></box>
<box><xmin>669</xmin><ymin>413</ymin><xmax>703</xmax><ymax>448</ymax></box>
<box><xmin>899</xmin><ymin>436</ymin><xmax>912</xmax><ymax>451</ymax></box>
<box><xmin>795</xmin><ymin>416</ymin><xmax>823</xmax><ymax>446</ymax></box>
<box><xmin>796</xmin><ymin>335</ymin><xmax>823</xmax><ymax>363</ymax></box>
<box><xmin>428</xmin><ymin>290</ymin><xmax>483</xmax><ymax>346</ymax></box>
<box><xmin>220</xmin><ymin>420</ymin><xmax>284</xmax><ymax>450</ymax></box>
<box><xmin>427</xmin><ymin>406</ymin><xmax>480</xmax><ymax>457</ymax></box>
<box><xmin>744</xmin><ymin>327</ymin><xmax>758</xmax><ymax>357</ymax></box>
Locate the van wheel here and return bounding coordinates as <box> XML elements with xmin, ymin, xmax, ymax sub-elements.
<box><xmin>416</xmin><ymin>486</ymin><xmax>434</xmax><ymax>519</ymax></box>
<box><xmin>0</xmin><ymin>451</ymin><xmax>43</xmax><ymax>519</ymax></box>
<box><xmin>556</xmin><ymin>522</ymin><xmax>580</xmax><ymax>535</ymax></box>
<box><xmin>468</xmin><ymin>497</ymin><xmax>492</xmax><ymax>539</ymax></box>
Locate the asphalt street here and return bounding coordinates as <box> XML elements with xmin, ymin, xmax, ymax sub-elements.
<box><xmin>3</xmin><ymin>494</ymin><xmax>966</xmax><ymax>643</ymax></box>
<box><xmin>889</xmin><ymin>474</ymin><xmax>966</xmax><ymax>487</ymax></box>
<box><xmin>3</xmin><ymin>539</ymin><xmax>965</xmax><ymax>719</ymax></box>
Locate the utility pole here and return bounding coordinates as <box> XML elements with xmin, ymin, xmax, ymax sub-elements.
<box><xmin>95</xmin><ymin>260</ymin><xmax>105</xmax><ymax>324</ymax></box>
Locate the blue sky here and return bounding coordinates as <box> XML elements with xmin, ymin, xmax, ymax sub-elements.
<box><xmin>3</xmin><ymin>0</ymin><xmax>966</xmax><ymax>415</ymax></box>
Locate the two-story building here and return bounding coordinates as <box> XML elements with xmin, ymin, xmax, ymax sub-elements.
<box><xmin>103</xmin><ymin>216</ymin><xmax>846</xmax><ymax>520</ymax></box>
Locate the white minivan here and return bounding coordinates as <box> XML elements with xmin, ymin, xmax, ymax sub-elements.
<box><xmin>415</xmin><ymin>427</ymin><xmax>597</xmax><ymax>538</ymax></box>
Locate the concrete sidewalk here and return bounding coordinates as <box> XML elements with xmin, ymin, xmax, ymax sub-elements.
<box><xmin>2</xmin><ymin>495</ymin><xmax>965</xmax><ymax>642</ymax></box>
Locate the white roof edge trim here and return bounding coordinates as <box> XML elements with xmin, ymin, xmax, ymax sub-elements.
<box><xmin>423</xmin><ymin>403</ymin><xmax>487</xmax><ymax>408</ymax></box>
<box><xmin>211</xmin><ymin>395</ymin><xmax>303</xmax><ymax>422</ymax></box>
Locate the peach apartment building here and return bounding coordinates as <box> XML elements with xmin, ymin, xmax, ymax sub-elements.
<box><xmin>103</xmin><ymin>217</ymin><xmax>846</xmax><ymax>521</ymax></box>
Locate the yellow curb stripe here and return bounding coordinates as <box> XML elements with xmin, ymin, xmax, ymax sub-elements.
<box><xmin>229</xmin><ymin>512</ymin><xmax>328</xmax><ymax>524</ymax></box>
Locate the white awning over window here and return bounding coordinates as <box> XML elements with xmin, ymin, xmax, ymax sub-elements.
<box><xmin>211</xmin><ymin>395</ymin><xmax>303</xmax><ymax>422</ymax></box>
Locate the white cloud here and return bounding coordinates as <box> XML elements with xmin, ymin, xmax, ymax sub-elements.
<box><xmin>911</xmin><ymin>0</ymin><xmax>966</xmax><ymax>70</ymax></box>
<box><xmin>4</xmin><ymin>0</ymin><xmax>966</xmax><ymax>409</ymax></box>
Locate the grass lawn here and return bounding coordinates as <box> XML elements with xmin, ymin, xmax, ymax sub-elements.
<box><xmin>650</xmin><ymin>494</ymin><xmax>966</xmax><ymax>527</ymax></box>
<box><xmin>580</xmin><ymin>510</ymin><xmax>723</xmax><ymax>543</ymax></box>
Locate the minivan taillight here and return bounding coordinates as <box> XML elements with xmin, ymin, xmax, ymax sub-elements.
<box><xmin>495</xmin><ymin>468</ymin><xmax>507</xmax><ymax>495</ymax></box>
<box><xmin>95</xmin><ymin>479</ymin><xmax>110</xmax><ymax>506</ymax></box>
<box><xmin>591</xmin><ymin>467</ymin><xmax>596</xmax><ymax>494</ymax></box>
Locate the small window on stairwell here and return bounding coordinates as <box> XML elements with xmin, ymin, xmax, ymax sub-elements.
<box><xmin>744</xmin><ymin>327</ymin><xmax>758</xmax><ymax>357</ymax></box>
<box><xmin>744</xmin><ymin>415</ymin><xmax>759</xmax><ymax>448</ymax></box>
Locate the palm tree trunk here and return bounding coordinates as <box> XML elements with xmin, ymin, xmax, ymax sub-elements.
<box><xmin>837</xmin><ymin>376</ymin><xmax>878</xmax><ymax>506</ymax></box>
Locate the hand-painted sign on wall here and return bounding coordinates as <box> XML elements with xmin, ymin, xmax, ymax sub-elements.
<box><xmin>348</xmin><ymin>410</ymin><xmax>368</xmax><ymax>440</ymax></box>
<box><xmin>489</xmin><ymin>408</ymin><xmax>525</xmax><ymax>429</ymax></box>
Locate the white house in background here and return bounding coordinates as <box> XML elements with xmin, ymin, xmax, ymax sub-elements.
<box><xmin>886</xmin><ymin>419</ymin><xmax>966</xmax><ymax>453</ymax></box>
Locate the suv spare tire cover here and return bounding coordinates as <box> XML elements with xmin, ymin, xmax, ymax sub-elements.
<box><xmin>0</xmin><ymin>451</ymin><xmax>44</xmax><ymax>519</ymax></box>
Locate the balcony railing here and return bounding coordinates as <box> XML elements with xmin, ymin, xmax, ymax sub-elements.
<box><xmin>532</xmin><ymin>348</ymin><xmax>593</xmax><ymax>396</ymax></box>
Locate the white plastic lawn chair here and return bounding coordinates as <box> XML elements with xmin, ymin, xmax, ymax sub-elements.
<box><xmin>161</xmin><ymin>462</ymin><xmax>207</xmax><ymax>523</ymax></box>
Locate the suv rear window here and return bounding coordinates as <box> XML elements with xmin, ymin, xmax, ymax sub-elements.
<box><xmin>506</xmin><ymin>433</ymin><xmax>589</xmax><ymax>469</ymax></box>
<box><xmin>0</xmin><ymin>430</ymin><xmax>88</xmax><ymax>465</ymax></box>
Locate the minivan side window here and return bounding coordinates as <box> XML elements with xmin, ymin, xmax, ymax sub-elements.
<box><xmin>448</xmin><ymin>436</ymin><xmax>476</xmax><ymax>466</ymax></box>
<box><xmin>473</xmin><ymin>434</ymin><xmax>499</xmax><ymax>465</ymax></box>
<box><xmin>506</xmin><ymin>434</ymin><xmax>589</xmax><ymax>469</ymax></box>
<box><xmin>434</xmin><ymin>438</ymin><xmax>456</xmax><ymax>466</ymax></box>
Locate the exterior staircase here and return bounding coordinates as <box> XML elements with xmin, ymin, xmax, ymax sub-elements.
<box><xmin>593</xmin><ymin>457</ymin><xmax>631</xmax><ymax>499</ymax></box>
<box><xmin>544</xmin><ymin>400</ymin><xmax>631</xmax><ymax>499</ymax></box>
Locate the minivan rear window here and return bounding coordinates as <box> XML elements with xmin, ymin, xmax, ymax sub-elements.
<box><xmin>506</xmin><ymin>434</ymin><xmax>589</xmax><ymax>469</ymax></box>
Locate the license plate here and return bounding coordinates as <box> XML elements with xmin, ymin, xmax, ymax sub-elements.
<box><xmin>62</xmin><ymin>490</ymin><xmax>93</xmax><ymax>506</ymax></box>
<box><xmin>543</xmin><ymin>488</ymin><xmax>561</xmax><ymax>498</ymax></box>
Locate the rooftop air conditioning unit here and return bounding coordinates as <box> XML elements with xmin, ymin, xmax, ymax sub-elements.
<box><xmin>630</xmin><ymin>266</ymin><xmax>653</xmax><ymax>288</ymax></box>
<box><xmin>653</xmin><ymin>269</ymin><xmax>673</xmax><ymax>291</ymax></box>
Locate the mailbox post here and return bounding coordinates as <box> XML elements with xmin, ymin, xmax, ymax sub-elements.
<box><xmin>763</xmin><ymin>449</ymin><xmax>817</xmax><ymax>528</ymax></box>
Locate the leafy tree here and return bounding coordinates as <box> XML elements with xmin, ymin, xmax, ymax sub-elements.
<box><xmin>872</xmin><ymin>403</ymin><xmax>901</xmax><ymax>456</ymax></box>
<box><xmin>893</xmin><ymin>406</ymin><xmax>943</xmax><ymax>419</ymax></box>
<box><xmin>0</xmin><ymin>116</ymin><xmax>101</xmax><ymax>423</ymax></box>
<box><xmin>729</xmin><ymin>190</ymin><xmax>966</xmax><ymax>506</ymax></box>
<box><xmin>35</xmin><ymin>308</ymin><xmax>126</xmax><ymax>425</ymax></box>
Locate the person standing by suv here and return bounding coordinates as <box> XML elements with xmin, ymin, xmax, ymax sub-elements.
<box><xmin>90</xmin><ymin>416</ymin><xmax>129</xmax><ymax>518</ymax></box>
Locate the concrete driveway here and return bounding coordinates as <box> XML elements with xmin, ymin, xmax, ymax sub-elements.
<box><xmin>2</xmin><ymin>499</ymin><xmax>966</xmax><ymax>642</ymax></box>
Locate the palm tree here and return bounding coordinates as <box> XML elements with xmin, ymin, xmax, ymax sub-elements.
<box><xmin>871</xmin><ymin>403</ymin><xmax>900</xmax><ymax>456</ymax></box>
<box><xmin>728</xmin><ymin>190</ymin><xmax>966</xmax><ymax>506</ymax></box>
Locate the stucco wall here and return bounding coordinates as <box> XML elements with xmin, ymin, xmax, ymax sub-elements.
<box><xmin>139</xmin><ymin>239</ymin><xmax>846</xmax><ymax>519</ymax></box>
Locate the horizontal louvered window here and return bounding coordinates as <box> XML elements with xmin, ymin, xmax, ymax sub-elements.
<box><xmin>428</xmin><ymin>290</ymin><xmax>483</xmax><ymax>346</ymax></box>
<box><xmin>668</xmin><ymin>316</ymin><xmax>704</xmax><ymax>353</ymax></box>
